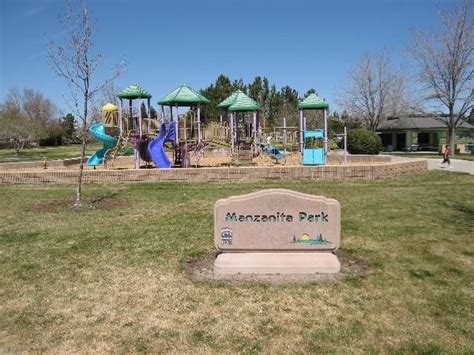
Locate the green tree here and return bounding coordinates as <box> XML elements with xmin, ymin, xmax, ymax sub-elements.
<box><xmin>140</xmin><ymin>102</ymin><xmax>147</xmax><ymax>118</ymax></box>
<box><xmin>280</xmin><ymin>86</ymin><xmax>299</xmax><ymax>127</ymax></box>
<box><xmin>149</xmin><ymin>106</ymin><xmax>158</xmax><ymax>119</ymax></box>
<box><xmin>62</xmin><ymin>113</ymin><xmax>77</xmax><ymax>141</ymax></box>
<box><xmin>267</xmin><ymin>85</ymin><xmax>283</xmax><ymax>127</ymax></box>
<box><xmin>200</xmin><ymin>74</ymin><xmax>235</xmax><ymax>120</ymax></box>
<box><xmin>304</xmin><ymin>88</ymin><xmax>317</xmax><ymax>98</ymax></box>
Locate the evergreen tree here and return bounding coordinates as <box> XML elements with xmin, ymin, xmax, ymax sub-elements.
<box><xmin>149</xmin><ymin>106</ymin><xmax>158</xmax><ymax>119</ymax></box>
<box><xmin>200</xmin><ymin>74</ymin><xmax>235</xmax><ymax>121</ymax></box>
<box><xmin>304</xmin><ymin>88</ymin><xmax>317</xmax><ymax>98</ymax></box>
<box><xmin>62</xmin><ymin>113</ymin><xmax>76</xmax><ymax>140</ymax></box>
<box><xmin>140</xmin><ymin>102</ymin><xmax>147</xmax><ymax>118</ymax></box>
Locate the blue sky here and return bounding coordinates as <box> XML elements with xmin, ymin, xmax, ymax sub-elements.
<box><xmin>0</xmin><ymin>0</ymin><xmax>456</xmax><ymax>113</ymax></box>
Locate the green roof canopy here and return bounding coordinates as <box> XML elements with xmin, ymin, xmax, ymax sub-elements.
<box><xmin>298</xmin><ymin>94</ymin><xmax>329</xmax><ymax>109</ymax></box>
<box><xmin>116</xmin><ymin>84</ymin><xmax>152</xmax><ymax>99</ymax></box>
<box><xmin>219</xmin><ymin>90</ymin><xmax>261</xmax><ymax>112</ymax></box>
<box><xmin>217</xmin><ymin>91</ymin><xmax>239</xmax><ymax>108</ymax></box>
<box><xmin>157</xmin><ymin>84</ymin><xmax>210</xmax><ymax>106</ymax></box>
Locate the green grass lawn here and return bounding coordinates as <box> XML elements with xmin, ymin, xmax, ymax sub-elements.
<box><xmin>1</xmin><ymin>172</ymin><xmax>473</xmax><ymax>353</ymax></box>
<box><xmin>390</xmin><ymin>152</ymin><xmax>474</xmax><ymax>161</ymax></box>
<box><xmin>0</xmin><ymin>143</ymin><xmax>102</xmax><ymax>163</ymax></box>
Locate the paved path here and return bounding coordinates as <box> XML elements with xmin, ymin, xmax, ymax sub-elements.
<box><xmin>387</xmin><ymin>155</ymin><xmax>474</xmax><ymax>175</ymax></box>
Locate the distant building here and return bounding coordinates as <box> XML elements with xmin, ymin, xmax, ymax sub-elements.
<box><xmin>377</xmin><ymin>116</ymin><xmax>474</xmax><ymax>152</ymax></box>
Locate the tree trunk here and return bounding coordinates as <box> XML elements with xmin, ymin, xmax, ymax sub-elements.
<box><xmin>74</xmin><ymin>124</ymin><xmax>87</xmax><ymax>206</ymax></box>
<box><xmin>74</xmin><ymin>93</ymin><xmax>89</xmax><ymax>207</ymax></box>
<box><xmin>448</xmin><ymin>106</ymin><xmax>456</xmax><ymax>155</ymax></box>
<box><xmin>448</xmin><ymin>126</ymin><xmax>456</xmax><ymax>156</ymax></box>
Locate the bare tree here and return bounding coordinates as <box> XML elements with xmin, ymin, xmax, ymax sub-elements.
<box><xmin>47</xmin><ymin>0</ymin><xmax>125</xmax><ymax>207</ymax></box>
<box><xmin>0</xmin><ymin>88</ymin><xmax>58</xmax><ymax>155</ymax></box>
<box><xmin>101</xmin><ymin>81</ymin><xmax>119</xmax><ymax>105</ymax></box>
<box><xmin>409</xmin><ymin>0</ymin><xmax>473</xmax><ymax>154</ymax></box>
<box><xmin>338</xmin><ymin>50</ymin><xmax>412</xmax><ymax>131</ymax></box>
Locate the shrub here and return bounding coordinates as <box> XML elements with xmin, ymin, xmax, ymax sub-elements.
<box><xmin>347</xmin><ymin>128</ymin><xmax>382</xmax><ymax>155</ymax></box>
<box><xmin>39</xmin><ymin>134</ymin><xmax>63</xmax><ymax>147</ymax></box>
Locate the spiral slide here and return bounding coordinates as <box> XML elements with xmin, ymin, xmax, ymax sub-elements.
<box><xmin>148</xmin><ymin>122</ymin><xmax>176</xmax><ymax>169</ymax></box>
<box><xmin>87</xmin><ymin>122</ymin><xmax>118</xmax><ymax>166</ymax></box>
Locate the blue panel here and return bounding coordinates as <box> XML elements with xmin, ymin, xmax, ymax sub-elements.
<box><xmin>303</xmin><ymin>148</ymin><xmax>325</xmax><ymax>165</ymax></box>
<box><xmin>304</xmin><ymin>130</ymin><xmax>324</xmax><ymax>139</ymax></box>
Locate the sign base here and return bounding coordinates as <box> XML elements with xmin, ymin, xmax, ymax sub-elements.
<box><xmin>214</xmin><ymin>252</ymin><xmax>340</xmax><ymax>275</ymax></box>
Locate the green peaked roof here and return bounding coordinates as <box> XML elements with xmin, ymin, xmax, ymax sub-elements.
<box><xmin>298</xmin><ymin>94</ymin><xmax>329</xmax><ymax>109</ymax></box>
<box><xmin>157</xmin><ymin>84</ymin><xmax>210</xmax><ymax>105</ymax></box>
<box><xmin>219</xmin><ymin>90</ymin><xmax>261</xmax><ymax>112</ymax></box>
<box><xmin>218</xmin><ymin>91</ymin><xmax>240</xmax><ymax>108</ymax></box>
<box><xmin>116</xmin><ymin>84</ymin><xmax>152</xmax><ymax>99</ymax></box>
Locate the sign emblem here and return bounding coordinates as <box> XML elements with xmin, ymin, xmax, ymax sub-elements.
<box><xmin>220</xmin><ymin>227</ymin><xmax>233</xmax><ymax>245</ymax></box>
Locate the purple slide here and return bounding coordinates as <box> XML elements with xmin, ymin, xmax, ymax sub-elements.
<box><xmin>148</xmin><ymin>122</ymin><xmax>176</xmax><ymax>169</ymax></box>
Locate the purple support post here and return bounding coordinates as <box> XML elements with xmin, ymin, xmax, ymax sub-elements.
<box><xmin>129</xmin><ymin>99</ymin><xmax>133</xmax><ymax>130</ymax></box>
<box><xmin>230</xmin><ymin>112</ymin><xmax>235</xmax><ymax>153</ymax></box>
<box><xmin>299</xmin><ymin>109</ymin><xmax>304</xmax><ymax>154</ymax></box>
<box><xmin>197</xmin><ymin>105</ymin><xmax>202</xmax><ymax>144</ymax></box>
<box><xmin>252</xmin><ymin>111</ymin><xmax>257</xmax><ymax>149</ymax></box>
<box><xmin>175</xmin><ymin>103</ymin><xmax>179</xmax><ymax>145</ymax></box>
<box><xmin>324</xmin><ymin>108</ymin><xmax>328</xmax><ymax>154</ymax></box>
<box><xmin>138</xmin><ymin>99</ymin><xmax>143</xmax><ymax>137</ymax></box>
<box><xmin>118</xmin><ymin>98</ymin><xmax>123</xmax><ymax>133</ymax></box>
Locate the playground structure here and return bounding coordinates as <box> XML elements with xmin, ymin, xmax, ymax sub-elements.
<box><xmin>298</xmin><ymin>94</ymin><xmax>329</xmax><ymax>165</ymax></box>
<box><xmin>87</xmin><ymin>83</ymin><xmax>342</xmax><ymax>169</ymax></box>
<box><xmin>87</xmin><ymin>84</ymin><xmax>160</xmax><ymax>168</ymax></box>
<box><xmin>218</xmin><ymin>90</ymin><xmax>262</xmax><ymax>153</ymax></box>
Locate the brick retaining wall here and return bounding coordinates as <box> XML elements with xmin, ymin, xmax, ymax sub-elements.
<box><xmin>0</xmin><ymin>160</ymin><xmax>427</xmax><ymax>185</ymax></box>
<box><xmin>0</xmin><ymin>157</ymin><xmax>84</xmax><ymax>171</ymax></box>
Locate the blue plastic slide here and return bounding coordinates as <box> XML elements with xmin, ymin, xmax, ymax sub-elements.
<box><xmin>148</xmin><ymin>122</ymin><xmax>176</xmax><ymax>169</ymax></box>
<box><xmin>87</xmin><ymin>122</ymin><xmax>118</xmax><ymax>166</ymax></box>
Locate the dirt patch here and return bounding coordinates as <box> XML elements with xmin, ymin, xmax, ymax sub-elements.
<box><xmin>184</xmin><ymin>250</ymin><xmax>371</xmax><ymax>285</ymax></box>
<box><xmin>30</xmin><ymin>197</ymin><xmax>128</xmax><ymax>212</ymax></box>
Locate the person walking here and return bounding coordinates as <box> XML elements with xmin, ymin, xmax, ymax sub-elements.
<box><xmin>439</xmin><ymin>144</ymin><xmax>451</xmax><ymax>168</ymax></box>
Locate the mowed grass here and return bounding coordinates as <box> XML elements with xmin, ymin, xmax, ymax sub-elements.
<box><xmin>0</xmin><ymin>171</ymin><xmax>473</xmax><ymax>353</ymax></box>
<box><xmin>0</xmin><ymin>143</ymin><xmax>102</xmax><ymax>163</ymax></box>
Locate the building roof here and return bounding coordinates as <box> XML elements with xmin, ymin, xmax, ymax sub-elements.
<box><xmin>219</xmin><ymin>90</ymin><xmax>261</xmax><ymax>112</ymax></box>
<box><xmin>378</xmin><ymin>116</ymin><xmax>474</xmax><ymax>130</ymax></box>
<box><xmin>298</xmin><ymin>94</ymin><xmax>329</xmax><ymax>109</ymax></box>
<box><xmin>116</xmin><ymin>84</ymin><xmax>152</xmax><ymax>99</ymax></box>
<box><xmin>157</xmin><ymin>84</ymin><xmax>210</xmax><ymax>106</ymax></box>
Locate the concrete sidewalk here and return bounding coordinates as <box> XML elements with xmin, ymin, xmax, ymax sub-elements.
<box><xmin>387</xmin><ymin>155</ymin><xmax>474</xmax><ymax>175</ymax></box>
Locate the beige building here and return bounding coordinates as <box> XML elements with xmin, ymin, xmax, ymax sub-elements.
<box><xmin>377</xmin><ymin>116</ymin><xmax>474</xmax><ymax>153</ymax></box>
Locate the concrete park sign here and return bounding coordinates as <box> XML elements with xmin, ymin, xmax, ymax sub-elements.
<box><xmin>214</xmin><ymin>189</ymin><xmax>341</xmax><ymax>275</ymax></box>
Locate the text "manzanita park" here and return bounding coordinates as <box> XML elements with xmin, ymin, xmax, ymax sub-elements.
<box><xmin>225</xmin><ymin>211</ymin><xmax>329</xmax><ymax>223</ymax></box>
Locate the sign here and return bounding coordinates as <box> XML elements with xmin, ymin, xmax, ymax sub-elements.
<box><xmin>214</xmin><ymin>189</ymin><xmax>340</xmax><ymax>252</ymax></box>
